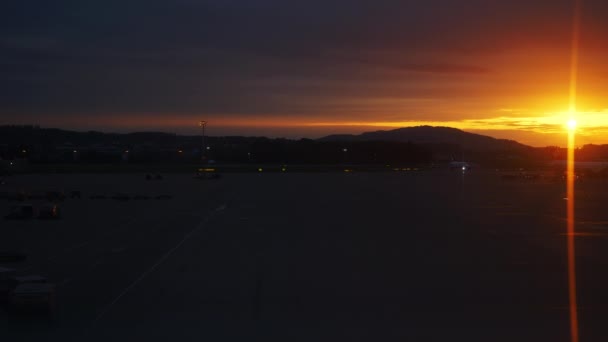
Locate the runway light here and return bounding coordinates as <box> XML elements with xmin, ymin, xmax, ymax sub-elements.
<box><xmin>462</xmin><ymin>166</ymin><xmax>466</xmax><ymax>171</ymax></box>
<box><xmin>258</xmin><ymin>168</ymin><xmax>263</xmax><ymax>172</ymax></box>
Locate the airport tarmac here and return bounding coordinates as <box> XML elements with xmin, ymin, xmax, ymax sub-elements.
<box><xmin>1</xmin><ymin>170</ymin><xmax>608</xmax><ymax>341</ymax></box>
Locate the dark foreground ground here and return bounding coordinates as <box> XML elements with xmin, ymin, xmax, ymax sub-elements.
<box><xmin>1</xmin><ymin>170</ymin><xmax>608</xmax><ymax>341</ymax></box>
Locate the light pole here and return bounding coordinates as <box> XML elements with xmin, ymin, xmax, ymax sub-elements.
<box><xmin>199</xmin><ymin>120</ymin><xmax>207</xmax><ymax>162</ymax></box>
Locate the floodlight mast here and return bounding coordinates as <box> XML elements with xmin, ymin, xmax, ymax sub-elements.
<box><xmin>199</xmin><ymin>120</ymin><xmax>207</xmax><ymax>161</ymax></box>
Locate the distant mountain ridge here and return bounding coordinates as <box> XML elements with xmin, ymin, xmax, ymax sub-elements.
<box><xmin>319</xmin><ymin>126</ymin><xmax>531</xmax><ymax>151</ymax></box>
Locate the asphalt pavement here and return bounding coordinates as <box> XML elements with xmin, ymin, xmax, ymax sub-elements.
<box><xmin>2</xmin><ymin>170</ymin><xmax>608</xmax><ymax>341</ymax></box>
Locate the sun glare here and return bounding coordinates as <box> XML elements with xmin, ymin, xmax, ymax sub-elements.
<box><xmin>567</xmin><ymin>118</ymin><xmax>577</xmax><ymax>131</ymax></box>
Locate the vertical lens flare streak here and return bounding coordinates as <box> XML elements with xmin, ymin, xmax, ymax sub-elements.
<box><xmin>567</xmin><ymin>1</ymin><xmax>582</xmax><ymax>342</ymax></box>
<box><xmin>567</xmin><ymin>126</ymin><xmax>579</xmax><ymax>342</ymax></box>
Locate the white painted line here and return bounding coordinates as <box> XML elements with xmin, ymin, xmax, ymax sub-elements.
<box><xmin>93</xmin><ymin>204</ymin><xmax>227</xmax><ymax>323</ymax></box>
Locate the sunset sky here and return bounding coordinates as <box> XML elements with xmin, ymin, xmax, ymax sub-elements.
<box><xmin>2</xmin><ymin>0</ymin><xmax>608</xmax><ymax>146</ymax></box>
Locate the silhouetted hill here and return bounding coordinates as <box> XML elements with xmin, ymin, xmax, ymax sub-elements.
<box><xmin>320</xmin><ymin>126</ymin><xmax>530</xmax><ymax>152</ymax></box>
<box><xmin>0</xmin><ymin>125</ymin><xmax>432</xmax><ymax>164</ymax></box>
<box><xmin>1</xmin><ymin>124</ymin><xmax>576</xmax><ymax>167</ymax></box>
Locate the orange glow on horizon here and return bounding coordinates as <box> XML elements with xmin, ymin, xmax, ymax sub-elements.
<box><xmin>30</xmin><ymin>111</ymin><xmax>608</xmax><ymax>147</ymax></box>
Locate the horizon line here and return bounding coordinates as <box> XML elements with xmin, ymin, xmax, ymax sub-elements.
<box><xmin>0</xmin><ymin>123</ymin><xmax>585</xmax><ymax>149</ymax></box>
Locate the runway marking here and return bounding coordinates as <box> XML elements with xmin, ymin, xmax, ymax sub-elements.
<box><xmin>93</xmin><ymin>203</ymin><xmax>227</xmax><ymax>323</ymax></box>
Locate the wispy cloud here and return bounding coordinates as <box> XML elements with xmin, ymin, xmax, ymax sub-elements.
<box><xmin>306</xmin><ymin>110</ymin><xmax>608</xmax><ymax>136</ymax></box>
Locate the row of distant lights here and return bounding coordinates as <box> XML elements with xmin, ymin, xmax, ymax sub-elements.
<box><xmin>39</xmin><ymin>145</ymin><xmax>352</xmax><ymax>155</ymax></box>
<box><xmin>258</xmin><ymin>166</ymin><xmax>288</xmax><ymax>172</ymax></box>
<box><xmin>67</xmin><ymin>147</ymin><xmax>213</xmax><ymax>154</ymax></box>
<box><xmin>263</xmin><ymin>167</ymin><xmax>429</xmax><ymax>173</ymax></box>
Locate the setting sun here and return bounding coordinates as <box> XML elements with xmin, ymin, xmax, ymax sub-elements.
<box><xmin>567</xmin><ymin>118</ymin><xmax>577</xmax><ymax>131</ymax></box>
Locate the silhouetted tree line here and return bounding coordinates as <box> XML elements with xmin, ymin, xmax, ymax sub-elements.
<box><xmin>536</xmin><ymin>145</ymin><xmax>608</xmax><ymax>162</ymax></box>
<box><xmin>3</xmin><ymin>125</ymin><xmax>608</xmax><ymax>166</ymax></box>
<box><xmin>576</xmin><ymin>144</ymin><xmax>608</xmax><ymax>161</ymax></box>
<box><xmin>0</xmin><ymin>126</ymin><xmax>432</xmax><ymax>164</ymax></box>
